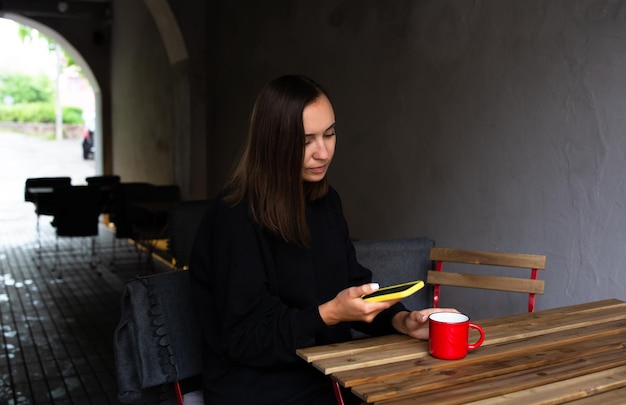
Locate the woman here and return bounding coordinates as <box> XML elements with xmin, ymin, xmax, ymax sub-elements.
<box><xmin>189</xmin><ymin>75</ymin><xmax>454</xmax><ymax>404</ymax></box>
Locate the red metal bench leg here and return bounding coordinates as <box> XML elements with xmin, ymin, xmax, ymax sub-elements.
<box><xmin>332</xmin><ymin>380</ymin><xmax>345</xmax><ymax>405</ymax></box>
<box><xmin>528</xmin><ymin>268</ymin><xmax>539</xmax><ymax>312</ymax></box>
<box><xmin>174</xmin><ymin>381</ymin><xmax>184</xmax><ymax>405</ymax></box>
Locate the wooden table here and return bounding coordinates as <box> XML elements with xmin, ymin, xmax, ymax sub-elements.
<box><xmin>297</xmin><ymin>299</ymin><xmax>626</xmax><ymax>404</ymax></box>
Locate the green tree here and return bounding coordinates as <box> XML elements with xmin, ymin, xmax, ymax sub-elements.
<box><xmin>15</xmin><ymin>23</ymin><xmax>82</xmax><ymax>139</ymax></box>
<box><xmin>0</xmin><ymin>71</ymin><xmax>54</xmax><ymax>103</ymax></box>
<box><xmin>17</xmin><ymin>24</ymin><xmax>78</xmax><ymax>70</ymax></box>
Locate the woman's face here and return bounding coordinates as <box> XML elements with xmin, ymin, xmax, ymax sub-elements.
<box><xmin>301</xmin><ymin>94</ymin><xmax>336</xmax><ymax>182</ymax></box>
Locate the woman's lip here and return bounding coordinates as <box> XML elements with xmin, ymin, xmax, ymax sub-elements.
<box><xmin>310</xmin><ymin>165</ymin><xmax>327</xmax><ymax>173</ymax></box>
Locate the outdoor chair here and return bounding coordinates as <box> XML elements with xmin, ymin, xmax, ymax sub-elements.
<box><xmin>427</xmin><ymin>247</ymin><xmax>547</xmax><ymax>313</ymax></box>
<box><xmin>24</xmin><ymin>176</ymin><xmax>72</xmax><ymax>253</ymax></box>
<box><xmin>108</xmin><ymin>182</ymin><xmax>154</xmax><ymax>266</ymax></box>
<box><xmin>128</xmin><ymin>184</ymin><xmax>181</xmax><ymax>270</ymax></box>
<box><xmin>110</xmin><ymin>182</ymin><xmax>183</xmax><ymax>272</ymax></box>
<box><xmin>114</xmin><ymin>270</ymin><xmax>203</xmax><ymax>405</ymax></box>
<box><xmin>50</xmin><ymin>185</ymin><xmax>102</xmax><ymax>277</ymax></box>
<box><xmin>86</xmin><ymin>174</ymin><xmax>121</xmax><ymax>217</ymax></box>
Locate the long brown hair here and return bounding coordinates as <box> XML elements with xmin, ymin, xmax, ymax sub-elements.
<box><xmin>224</xmin><ymin>75</ymin><xmax>331</xmax><ymax>246</ymax></box>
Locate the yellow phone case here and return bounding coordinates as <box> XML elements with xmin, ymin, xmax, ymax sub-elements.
<box><xmin>362</xmin><ymin>280</ymin><xmax>425</xmax><ymax>302</ymax></box>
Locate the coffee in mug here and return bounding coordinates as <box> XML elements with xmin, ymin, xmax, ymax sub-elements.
<box><xmin>428</xmin><ymin>312</ymin><xmax>485</xmax><ymax>360</ymax></box>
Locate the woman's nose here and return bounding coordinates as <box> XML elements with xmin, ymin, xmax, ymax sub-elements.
<box><xmin>312</xmin><ymin>140</ymin><xmax>329</xmax><ymax>160</ymax></box>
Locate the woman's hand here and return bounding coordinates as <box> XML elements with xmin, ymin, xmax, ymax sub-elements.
<box><xmin>392</xmin><ymin>308</ymin><xmax>460</xmax><ymax>340</ymax></box>
<box><xmin>319</xmin><ymin>283</ymin><xmax>401</xmax><ymax>326</ymax></box>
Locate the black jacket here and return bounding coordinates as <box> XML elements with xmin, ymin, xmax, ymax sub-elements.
<box><xmin>189</xmin><ymin>186</ymin><xmax>405</xmax><ymax>404</ymax></box>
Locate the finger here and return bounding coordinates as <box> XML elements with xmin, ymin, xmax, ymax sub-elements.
<box><xmin>416</xmin><ymin>308</ymin><xmax>441</xmax><ymax>322</ymax></box>
<box><xmin>413</xmin><ymin>310</ymin><xmax>430</xmax><ymax>323</ymax></box>
<box><xmin>433</xmin><ymin>307</ymin><xmax>460</xmax><ymax>314</ymax></box>
<box><xmin>359</xmin><ymin>282</ymin><xmax>380</xmax><ymax>296</ymax></box>
<box><xmin>420</xmin><ymin>307</ymin><xmax>460</xmax><ymax>320</ymax></box>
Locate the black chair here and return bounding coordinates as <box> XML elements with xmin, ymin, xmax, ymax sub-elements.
<box><xmin>167</xmin><ymin>200</ymin><xmax>212</xmax><ymax>270</ymax></box>
<box><xmin>110</xmin><ymin>182</ymin><xmax>155</xmax><ymax>239</ymax></box>
<box><xmin>129</xmin><ymin>185</ymin><xmax>182</xmax><ymax>270</ymax></box>
<box><xmin>129</xmin><ymin>185</ymin><xmax>182</xmax><ymax>240</ymax></box>
<box><xmin>108</xmin><ymin>182</ymin><xmax>154</xmax><ymax>265</ymax></box>
<box><xmin>86</xmin><ymin>175</ymin><xmax>122</xmax><ymax>256</ymax></box>
<box><xmin>85</xmin><ymin>175</ymin><xmax>121</xmax><ymax>216</ymax></box>
<box><xmin>24</xmin><ymin>176</ymin><xmax>72</xmax><ymax>259</ymax></box>
<box><xmin>109</xmin><ymin>183</ymin><xmax>181</xmax><ymax>270</ymax></box>
<box><xmin>114</xmin><ymin>270</ymin><xmax>202</xmax><ymax>405</ymax></box>
<box><xmin>50</xmin><ymin>185</ymin><xmax>102</xmax><ymax>277</ymax></box>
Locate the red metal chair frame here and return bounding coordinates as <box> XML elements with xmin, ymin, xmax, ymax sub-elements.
<box><xmin>429</xmin><ymin>247</ymin><xmax>546</xmax><ymax>313</ymax></box>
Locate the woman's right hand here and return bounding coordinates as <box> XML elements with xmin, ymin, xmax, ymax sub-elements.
<box><xmin>318</xmin><ymin>283</ymin><xmax>400</xmax><ymax>326</ymax></box>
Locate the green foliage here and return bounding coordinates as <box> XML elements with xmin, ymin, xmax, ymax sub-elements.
<box><xmin>0</xmin><ymin>24</ymin><xmax>89</xmax><ymax>127</ymax></box>
<box><xmin>62</xmin><ymin>106</ymin><xmax>84</xmax><ymax>124</ymax></box>
<box><xmin>0</xmin><ymin>102</ymin><xmax>83</xmax><ymax>124</ymax></box>
<box><xmin>0</xmin><ymin>104</ymin><xmax>12</xmax><ymax>122</ymax></box>
<box><xmin>17</xmin><ymin>25</ymin><xmax>32</xmax><ymax>43</ymax></box>
<box><xmin>0</xmin><ymin>102</ymin><xmax>53</xmax><ymax>123</ymax></box>
<box><xmin>0</xmin><ymin>71</ymin><xmax>54</xmax><ymax>103</ymax></box>
<box><xmin>16</xmin><ymin>24</ymin><xmax>79</xmax><ymax>73</ymax></box>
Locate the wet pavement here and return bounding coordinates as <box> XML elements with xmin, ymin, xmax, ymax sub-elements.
<box><xmin>0</xmin><ymin>132</ymin><xmax>166</xmax><ymax>404</ymax></box>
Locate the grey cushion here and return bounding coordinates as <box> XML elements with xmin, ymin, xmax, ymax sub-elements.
<box><xmin>354</xmin><ymin>237</ymin><xmax>434</xmax><ymax>311</ymax></box>
<box><xmin>114</xmin><ymin>270</ymin><xmax>201</xmax><ymax>404</ymax></box>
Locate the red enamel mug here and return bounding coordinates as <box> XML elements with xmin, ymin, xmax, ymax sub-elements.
<box><xmin>428</xmin><ymin>312</ymin><xmax>485</xmax><ymax>360</ymax></box>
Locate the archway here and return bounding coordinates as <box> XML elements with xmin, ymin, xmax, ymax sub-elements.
<box><xmin>2</xmin><ymin>13</ymin><xmax>104</xmax><ymax>174</ymax></box>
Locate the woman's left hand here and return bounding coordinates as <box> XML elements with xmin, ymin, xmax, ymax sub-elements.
<box><xmin>391</xmin><ymin>308</ymin><xmax>460</xmax><ymax>340</ymax></box>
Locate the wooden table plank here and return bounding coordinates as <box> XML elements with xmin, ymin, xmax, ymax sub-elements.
<box><xmin>297</xmin><ymin>334</ymin><xmax>414</xmax><ymax>362</ymax></box>
<box><xmin>566</xmin><ymin>386</ymin><xmax>626</xmax><ymax>404</ymax></box>
<box><xmin>470</xmin><ymin>299</ymin><xmax>626</xmax><ymax>339</ymax></box>
<box><xmin>374</xmin><ymin>349</ymin><xmax>626</xmax><ymax>404</ymax></box>
<box><xmin>472</xmin><ymin>299</ymin><xmax>626</xmax><ymax>345</ymax></box>
<box><xmin>342</xmin><ymin>330</ymin><xmax>626</xmax><ymax>397</ymax></box>
<box><xmin>322</xmin><ymin>318</ymin><xmax>626</xmax><ymax>377</ymax></box>
<box><xmin>465</xmin><ymin>365</ymin><xmax>626</xmax><ymax>405</ymax></box>
<box><xmin>475</xmin><ymin>299</ymin><xmax>626</xmax><ymax>328</ymax></box>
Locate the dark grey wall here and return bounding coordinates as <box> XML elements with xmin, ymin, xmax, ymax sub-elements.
<box><xmin>111</xmin><ymin>1</ymin><xmax>175</xmax><ymax>184</ymax></box>
<box><xmin>110</xmin><ymin>0</ymin><xmax>208</xmax><ymax>200</ymax></box>
<box><xmin>198</xmin><ymin>0</ymin><xmax>626</xmax><ymax>318</ymax></box>
<box><xmin>105</xmin><ymin>0</ymin><xmax>626</xmax><ymax>319</ymax></box>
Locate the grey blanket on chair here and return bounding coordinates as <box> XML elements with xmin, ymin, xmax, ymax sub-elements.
<box><xmin>354</xmin><ymin>237</ymin><xmax>434</xmax><ymax>312</ymax></box>
<box><xmin>114</xmin><ymin>270</ymin><xmax>202</xmax><ymax>404</ymax></box>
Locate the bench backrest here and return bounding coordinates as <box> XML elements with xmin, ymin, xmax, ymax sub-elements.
<box><xmin>427</xmin><ymin>247</ymin><xmax>547</xmax><ymax>312</ymax></box>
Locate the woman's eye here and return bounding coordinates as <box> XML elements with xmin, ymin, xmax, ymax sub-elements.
<box><xmin>324</xmin><ymin>132</ymin><xmax>336</xmax><ymax>138</ymax></box>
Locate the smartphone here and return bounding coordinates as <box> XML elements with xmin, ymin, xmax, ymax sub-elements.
<box><xmin>361</xmin><ymin>280</ymin><xmax>425</xmax><ymax>302</ymax></box>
